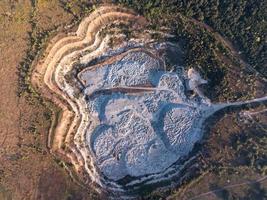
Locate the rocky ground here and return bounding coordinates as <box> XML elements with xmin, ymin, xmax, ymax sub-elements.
<box><xmin>0</xmin><ymin>1</ymin><xmax>266</xmax><ymax>200</ymax></box>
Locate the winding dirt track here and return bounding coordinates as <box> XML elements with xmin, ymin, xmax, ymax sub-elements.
<box><xmin>188</xmin><ymin>175</ymin><xmax>267</xmax><ymax>200</ymax></box>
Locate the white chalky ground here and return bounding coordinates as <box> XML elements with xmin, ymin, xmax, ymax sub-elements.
<box><xmin>36</xmin><ymin>6</ymin><xmax>267</xmax><ymax>196</ymax></box>
<box><xmin>79</xmin><ymin>49</ymin><xmax>210</xmax><ymax>181</ymax></box>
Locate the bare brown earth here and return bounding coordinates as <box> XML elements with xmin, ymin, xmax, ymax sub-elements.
<box><xmin>0</xmin><ymin>1</ymin><xmax>92</xmax><ymax>199</ymax></box>
<box><xmin>168</xmin><ymin>105</ymin><xmax>267</xmax><ymax>200</ymax></box>
<box><xmin>0</xmin><ymin>1</ymin><xmax>266</xmax><ymax>200</ymax></box>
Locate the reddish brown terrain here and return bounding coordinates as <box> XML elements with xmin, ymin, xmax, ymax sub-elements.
<box><xmin>0</xmin><ymin>1</ymin><xmax>92</xmax><ymax>199</ymax></box>
<box><xmin>0</xmin><ymin>1</ymin><xmax>266</xmax><ymax>200</ymax></box>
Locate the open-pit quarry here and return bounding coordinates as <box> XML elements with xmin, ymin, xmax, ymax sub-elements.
<box><xmin>30</xmin><ymin>5</ymin><xmax>267</xmax><ymax>199</ymax></box>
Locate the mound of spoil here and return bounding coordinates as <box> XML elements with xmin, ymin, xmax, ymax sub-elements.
<box><xmin>32</xmin><ymin>5</ymin><xmax>267</xmax><ymax>198</ymax></box>
<box><xmin>73</xmin><ymin>39</ymin><xmax>215</xmax><ymax>193</ymax></box>
<box><xmin>31</xmin><ymin>5</ymin><xmax>214</xmax><ymax>195</ymax></box>
<box><xmin>81</xmin><ymin>49</ymin><xmax>205</xmax><ymax>181</ymax></box>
